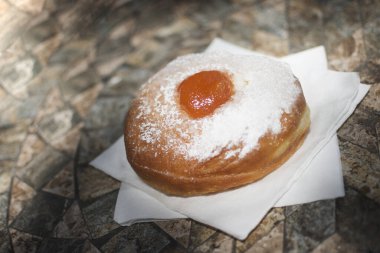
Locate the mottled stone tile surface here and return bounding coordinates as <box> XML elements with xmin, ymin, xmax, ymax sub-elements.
<box><xmin>11</xmin><ymin>0</ymin><xmax>46</xmax><ymax>15</ymax></box>
<box><xmin>16</xmin><ymin>134</ymin><xmax>45</xmax><ymax>168</ymax></box>
<box><xmin>287</xmin><ymin>0</ymin><xmax>324</xmax><ymax>52</ymax></box>
<box><xmin>0</xmin><ymin>56</ymin><xmax>41</xmax><ymax>99</ymax></box>
<box><xmin>83</xmin><ymin>95</ymin><xmax>132</xmax><ymax>129</ymax></box>
<box><xmin>0</xmin><ymin>229</ymin><xmax>11</xmax><ymax>253</ymax></box>
<box><xmin>27</xmin><ymin>81</ymin><xmax>63</xmax><ymax>118</ymax></box>
<box><xmin>336</xmin><ymin>188</ymin><xmax>380</xmax><ymax>252</ymax></box>
<box><xmin>250</xmin><ymin>0</ymin><xmax>288</xmax><ymax>56</ymax></box>
<box><xmin>0</xmin><ymin>95</ymin><xmax>43</xmax><ymax>126</ymax></box>
<box><xmin>246</xmin><ymin>222</ymin><xmax>284</xmax><ymax>253</ymax></box>
<box><xmin>26</xmin><ymin>65</ymin><xmax>65</xmax><ymax>98</ymax></box>
<box><xmin>10</xmin><ymin>192</ymin><xmax>71</xmax><ymax>237</ymax></box>
<box><xmin>102</xmin><ymin>66</ymin><xmax>152</xmax><ymax>97</ymax></box>
<box><xmin>99</xmin><ymin>224</ymin><xmax>171</xmax><ymax>253</ymax></box>
<box><xmin>49</xmin><ymin>39</ymin><xmax>95</xmax><ymax>67</ymax></box>
<box><xmin>71</xmin><ymin>83</ymin><xmax>103</xmax><ymax>118</ymax></box>
<box><xmin>81</xmin><ymin>240</ymin><xmax>101</xmax><ymax>253</ymax></box>
<box><xmin>78</xmin><ymin>165</ymin><xmax>120</xmax><ymax>202</ymax></box>
<box><xmin>236</xmin><ymin>208</ymin><xmax>284</xmax><ymax>253</ymax></box>
<box><xmin>161</xmin><ymin>242</ymin><xmax>187</xmax><ymax>253</ymax></box>
<box><xmin>193</xmin><ymin>232</ymin><xmax>234</xmax><ymax>253</ymax></box>
<box><xmin>323</xmin><ymin>0</ymin><xmax>366</xmax><ymax>71</ymax></box>
<box><xmin>52</xmin><ymin>201</ymin><xmax>90</xmax><ymax>239</ymax></box>
<box><xmin>0</xmin><ymin>170</ymin><xmax>12</xmax><ymax>194</ymax></box>
<box><xmin>220</xmin><ymin>8</ymin><xmax>253</xmax><ymax>50</ymax></box>
<box><xmin>8</xmin><ymin>178</ymin><xmax>36</xmax><ymax>224</ymax></box>
<box><xmin>359</xmin><ymin>59</ymin><xmax>380</xmax><ymax>84</ymax></box>
<box><xmin>339</xmin><ymin>139</ymin><xmax>380</xmax><ymax>203</ymax></box>
<box><xmin>155</xmin><ymin>219</ymin><xmax>191</xmax><ymax>248</ymax></box>
<box><xmin>10</xmin><ymin>228</ymin><xmax>42</xmax><ymax>253</ymax></box>
<box><xmin>78</xmin><ymin>128</ymin><xmax>123</xmax><ymax>164</ymax></box>
<box><xmin>16</xmin><ymin>147</ymin><xmax>70</xmax><ymax>189</ymax></box>
<box><xmin>0</xmin><ymin>123</ymin><xmax>27</xmax><ymax>147</ymax></box>
<box><xmin>284</xmin><ymin>200</ymin><xmax>335</xmax><ymax>252</ymax></box>
<box><xmin>35</xmin><ymin>108</ymin><xmax>78</xmax><ymax>145</ymax></box>
<box><xmin>82</xmin><ymin>191</ymin><xmax>120</xmax><ymax>238</ymax></box>
<box><xmin>0</xmin><ymin>141</ymin><xmax>21</xmax><ymax>161</ymax></box>
<box><xmin>59</xmin><ymin>69</ymin><xmax>100</xmax><ymax>102</ymax></box>
<box><xmin>0</xmin><ymin>193</ymin><xmax>8</xmax><ymax>230</ymax></box>
<box><xmin>33</xmin><ymin>34</ymin><xmax>63</xmax><ymax>66</ymax></box>
<box><xmin>360</xmin><ymin>84</ymin><xmax>380</xmax><ymax>111</ymax></box>
<box><xmin>0</xmin><ymin>1</ymin><xmax>30</xmax><ymax>52</ymax></box>
<box><xmin>360</xmin><ymin>0</ymin><xmax>380</xmax><ymax>60</ymax></box>
<box><xmin>22</xmin><ymin>17</ymin><xmax>60</xmax><ymax>51</ymax></box>
<box><xmin>42</xmin><ymin>164</ymin><xmax>75</xmax><ymax>199</ymax></box>
<box><xmin>338</xmin><ymin>106</ymin><xmax>379</xmax><ymax>154</ymax></box>
<box><xmin>36</xmin><ymin>238</ymin><xmax>87</xmax><ymax>253</ymax></box>
<box><xmin>188</xmin><ymin>221</ymin><xmax>217</xmax><ymax>251</ymax></box>
<box><xmin>311</xmin><ymin>233</ymin><xmax>365</xmax><ymax>253</ymax></box>
<box><xmin>0</xmin><ymin>86</ymin><xmax>14</xmax><ymax>114</ymax></box>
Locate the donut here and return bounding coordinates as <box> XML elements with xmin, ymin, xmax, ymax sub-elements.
<box><xmin>124</xmin><ymin>51</ymin><xmax>310</xmax><ymax>196</ymax></box>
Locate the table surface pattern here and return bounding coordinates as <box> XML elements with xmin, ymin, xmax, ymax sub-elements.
<box><xmin>0</xmin><ymin>0</ymin><xmax>379</xmax><ymax>252</ymax></box>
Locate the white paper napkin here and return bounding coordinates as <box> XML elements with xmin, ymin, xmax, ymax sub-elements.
<box><xmin>91</xmin><ymin>38</ymin><xmax>369</xmax><ymax>240</ymax></box>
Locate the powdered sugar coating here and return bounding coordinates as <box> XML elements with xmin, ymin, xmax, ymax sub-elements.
<box><xmin>135</xmin><ymin>51</ymin><xmax>300</xmax><ymax>161</ymax></box>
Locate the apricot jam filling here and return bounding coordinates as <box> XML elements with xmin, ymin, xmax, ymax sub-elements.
<box><xmin>178</xmin><ymin>70</ymin><xmax>234</xmax><ymax>119</ymax></box>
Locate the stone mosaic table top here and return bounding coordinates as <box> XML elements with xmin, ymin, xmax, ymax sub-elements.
<box><xmin>0</xmin><ymin>0</ymin><xmax>379</xmax><ymax>252</ymax></box>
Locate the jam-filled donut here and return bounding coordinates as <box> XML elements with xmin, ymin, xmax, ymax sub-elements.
<box><xmin>124</xmin><ymin>52</ymin><xmax>310</xmax><ymax>196</ymax></box>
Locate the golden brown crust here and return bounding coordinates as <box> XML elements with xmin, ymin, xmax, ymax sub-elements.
<box><xmin>124</xmin><ymin>78</ymin><xmax>310</xmax><ymax>196</ymax></box>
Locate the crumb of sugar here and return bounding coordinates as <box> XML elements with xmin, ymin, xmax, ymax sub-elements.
<box><xmin>136</xmin><ymin>51</ymin><xmax>300</xmax><ymax>161</ymax></box>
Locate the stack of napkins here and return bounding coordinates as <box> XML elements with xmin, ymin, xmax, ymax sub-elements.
<box><xmin>91</xmin><ymin>38</ymin><xmax>369</xmax><ymax>240</ymax></box>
